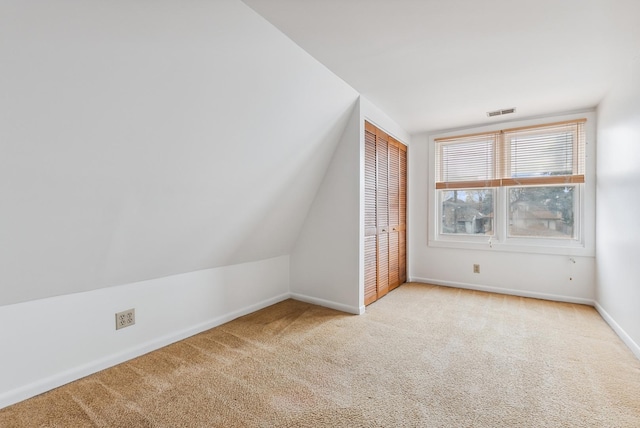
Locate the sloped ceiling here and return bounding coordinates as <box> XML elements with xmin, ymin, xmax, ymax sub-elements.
<box><xmin>0</xmin><ymin>0</ymin><xmax>358</xmax><ymax>305</ymax></box>
<box><xmin>242</xmin><ymin>0</ymin><xmax>640</xmax><ymax>133</ymax></box>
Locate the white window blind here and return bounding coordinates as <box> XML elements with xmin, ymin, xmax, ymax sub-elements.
<box><xmin>435</xmin><ymin>119</ymin><xmax>586</xmax><ymax>189</ymax></box>
<box><xmin>436</xmin><ymin>134</ymin><xmax>499</xmax><ymax>187</ymax></box>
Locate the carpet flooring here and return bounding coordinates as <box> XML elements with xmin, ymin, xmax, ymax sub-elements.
<box><xmin>2</xmin><ymin>283</ymin><xmax>639</xmax><ymax>427</ymax></box>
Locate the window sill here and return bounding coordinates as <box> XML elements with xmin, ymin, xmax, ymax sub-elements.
<box><xmin>428</xmin><ymin>238</ymin><xmax>595</xmax><ymax>257</ymax></box>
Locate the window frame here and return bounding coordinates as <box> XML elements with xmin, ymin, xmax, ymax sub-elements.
<box><xmin>428</xmin><ymin>112</ymin><xmax>595</xmax><ymax>257</ymax></box>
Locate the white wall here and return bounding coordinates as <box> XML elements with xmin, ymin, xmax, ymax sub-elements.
<box><xmin>0</xmin><ymin>256</ymin><xmax>289</xmax><ymax>409</ymax></box>
<box><xmin>595</xmin><ymin>57</ymin><xmax>640</xmax><ymax>359</ymax></box>
<box><xmin>289</xmin><ymin>102</ymin><xmax>362</xmax><ymax>313</ymax></box>
<box><xmin>0</xmin><ymin>0</ymin><xmax>358</xmax><ymax>306</ymax></box>
<box><xmin>409</xmin><ymin>112</ymin><xmax>597</xmax><ymax>304</ymax></box>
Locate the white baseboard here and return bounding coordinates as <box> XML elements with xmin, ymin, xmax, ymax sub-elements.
<box><xmin>594</xmin><ymin>302</ymin><xmax>640</xmax><ymax>361</ymax></box>
<box><xmin>410</xmin><ymin>276</ymin><xmax>596</xmax><ymax>306</ymax></box>
<box><xmin>290</xmin><ymin>292</ymin><xmax>363</xmax><ymax>315</ymax></box>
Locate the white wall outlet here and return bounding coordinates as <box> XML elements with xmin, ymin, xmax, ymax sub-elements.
<box><xmin>473</xmin><ymin>264</ymin><xmax>480</xmax><ymax>274</ymax></box>
<box><xmin>115</xmin><ymin>308</ymin><xmax>135</xmax><ymax>330</ymax></box>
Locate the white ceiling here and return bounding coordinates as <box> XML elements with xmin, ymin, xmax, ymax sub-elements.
<box><xmin>242</xmin><ymin>0</ymin><xmax>640</xmax><ymax>134</ymax></box>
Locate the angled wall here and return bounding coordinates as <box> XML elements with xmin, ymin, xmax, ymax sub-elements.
<box><xmin>0</xmin><ymin>0</ymin><xmax>358</xmax><ymax>306</ymax></box>
<box><xmin>289</xmin><ymin>102</ymin><xmax>362</xmax><ymax>313</ymax></box>
<box><xmin>595</xmin><ymin>57</ymin><xmax>640</xmax><ymax>359</ymax></box>
<box><xmin>0</xmin><ymin>0</ymin><xmax>359</xmax><ymax>408</ymax></box>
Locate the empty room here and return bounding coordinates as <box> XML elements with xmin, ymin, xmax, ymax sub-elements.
<box><xmin>1</xmin><ymin>0</ymin><xmax>639</xmax><ymax>426</ymax></box>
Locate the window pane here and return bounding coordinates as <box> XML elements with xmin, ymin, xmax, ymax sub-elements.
<box><xmin>509</xmin><ymin>186</ymin><xmax>575</xmax><ymax>238</ymax></box>
<box><xmin>440</xmin><ymin>189</ymin><xmax>494</xmax><ymax>235</ymax></box>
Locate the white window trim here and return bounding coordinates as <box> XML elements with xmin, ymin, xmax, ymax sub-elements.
<box><xmin>427</xmin><ymin>111</ymin><xmax>596</xmax><ymax>257</ymax></box>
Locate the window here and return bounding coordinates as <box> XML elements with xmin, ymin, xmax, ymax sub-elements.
<box><xmin>440</xmin><ymin>189</ymin><xmax>494</xmax><ymax>235</ymax></box>
<box><xmin>433</xmin><ymin>119</ymin><xmax>586</xmax><ymax>249</ymax></box>
<box><xmin>508</xmin><ymin>186</ymin><xmax>575</xmax><ymax>239</ymax></box>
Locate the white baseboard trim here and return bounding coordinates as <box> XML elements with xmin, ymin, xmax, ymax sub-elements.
<box><xmin>594</xmin><ymin>302</ymin><xmax>640</xmax><ymax>361</ymax></box>
<box><xmin>0</xmin><ymin>292</ymin><xmax>290</xmax><ymax>410</ymax></box>
<box><xmin>410</xmin><ymin>276</ymin><xmax>596</xmax><ymax>306</ymax></box>
<box><xmin>290</xmin><ymin>292</ymin><xmax>363</xmax><ymax>315</ymax></box>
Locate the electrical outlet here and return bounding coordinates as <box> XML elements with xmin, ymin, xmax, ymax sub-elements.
<box><xmin>115</xmin><ymin>308</ymin><xmax>135</xmax><ymax>330</ymax></box>
<box><xmin>473</xmin><ymin>264</ymin><xmax>480</xmax><ymax>274</ymax></box>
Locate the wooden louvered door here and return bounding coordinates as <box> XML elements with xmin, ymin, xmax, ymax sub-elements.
<box><xmin>399</xmin><ymin>147</ymin><xmax>407</xmax><ymax>284</ymax></box>
<box><xmin>364</xmin><ymin>126</ymin><xmax>378</xmax><ymax>305</ymax></box>
<box><xmin>376</xmin><ymin>127</ymin><xmax>390</xmax><ymax>300</ymax></box>
<box><xmin>364</xmin><ymin>121</ymin><xmax>407</xmax><ymax>306</ymax></box>
<box><xmin>388</xmin><ymin>142</ymin><xmax>401</xmax><ymax>291</ymax></box>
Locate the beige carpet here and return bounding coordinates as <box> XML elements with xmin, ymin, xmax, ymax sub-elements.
<box><xmin>2</xmin><ymin>283</ymin><xmax>639</xmax><ymax>427</ymax></box>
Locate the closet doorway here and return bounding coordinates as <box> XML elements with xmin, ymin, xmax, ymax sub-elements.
<box><xmin>364</xmin><ymin>121</ymin><xmax>407</xmax><ymax>305</ymax></box>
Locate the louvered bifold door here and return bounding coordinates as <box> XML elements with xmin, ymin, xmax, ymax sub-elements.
<box><xmin>364</xmin><ymin>121</ymin><xmax>407</xmax><ymax>306</ymax></box>
<box><xmin>364</xmin><ymin>127</ymin><xmax>378</xmax><ymax>306</ymax></box>
<box><xmin>399</xmin><ymin>147</ymin><xmax>407</xmax><ymax>283</ymax></box>
<box><xmin>375</xmin><ymin>128</ymin><xmax>390</xmax><ymax>300</ymax></box>
<box><xmin>388</xmin><ymin>141</ymin><xmax>401</xmax><ymax>291</ymax></box>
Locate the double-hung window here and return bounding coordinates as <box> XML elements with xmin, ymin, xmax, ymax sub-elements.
<box><xmin>434</xmin><ymin>119</ymin><xmax>586</xmax><ymax>249</ymax></box>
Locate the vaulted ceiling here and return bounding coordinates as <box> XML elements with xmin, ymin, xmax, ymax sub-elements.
<box><xmin>242</xmin><ymin>0</ymin><xmax>640</xmax><ymax>133</ymax></box>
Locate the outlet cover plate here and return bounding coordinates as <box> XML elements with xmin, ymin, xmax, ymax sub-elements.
<box><xmin>115</xmin><ymin>308</ymin><xmax>135</xmax><ymax>330</ymax></box>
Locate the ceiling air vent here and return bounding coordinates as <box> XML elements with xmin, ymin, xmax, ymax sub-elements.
<box><xmin>487</xmin><ymin>107</ymin><xmax>516</xmax><ymax>117</ymax></box>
